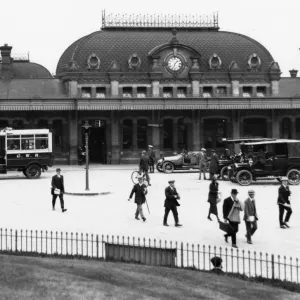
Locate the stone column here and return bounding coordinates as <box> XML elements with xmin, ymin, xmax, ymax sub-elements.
<box><xmin>68</xmin><ymin>81</ymin><xmax>78</xmax><ymax>97</ymax></box>
<box><xmin>152</xmin><ymin>111</ymin><xmax>161</xmax><ymax>158</ymax></box>
<box><xmin>68</xmin><ymin>110</ymin><xmax>78</xmax><ymax>165</ymax></box>
<box><xmin>232</xmin><ymin>111</ymin><xmax>240</xmax><ymax>153</ymax></box>
<box><xmin>271</xmin><ymin>110</ymin><xmax>280</xmax><ymax>138</ymax></box>
<box><xmin>231</xmin><ymin>80</ymin><xmax>240</xmax><ymax>97</ymax></box>
<box><xmin>91</xmin><ymin>86</ymin><xmax>96</xmax><ymax>98</ymax></box>
<box><xmin>111</xmin><ymin>111</ymin><xmax>120</xmax><ymax>164</ymax></box>
<box><xmin>192</xmin><ymin>110</ymin><xmax>200</xmax><ymax>151</ymax></box>
<box><xmin>151</xmin><ymin>81</ymin><xmax>160</xmax><ymax>97</ymax></box>
<box><xmin>172</xmin><ymin>119</ymin><xmax>178</xmax><ymax>153</ymax></box>
<box><xmin>191</xmin><ymin>80</ymin><xmax>200</xmax><ymax>97</ymax></box>
<box><xmin>133</xmin><ymin>119</ymin><xmax>138</xmax><ymax>151</ymax></box>
<box><xmin>110</xmin><ymin>80</ymin><xmax>119</xmax><ymax>97</ymax></box>
<box><xmin>271</xmin><ymin>81</ymin><xmax>279</xmax><ymax>96</ymax></box>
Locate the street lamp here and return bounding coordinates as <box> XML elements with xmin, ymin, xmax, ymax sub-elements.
<box><xmin>82</xmin><ymin>120</ymin><xmax>92</xmax><ymax>191</ymax></box>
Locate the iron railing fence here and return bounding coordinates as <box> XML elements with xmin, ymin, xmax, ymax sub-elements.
<box><xmin>0</xmin><ymin>228</ymin><xmax>298</xmax><ymax>284</ymax></box>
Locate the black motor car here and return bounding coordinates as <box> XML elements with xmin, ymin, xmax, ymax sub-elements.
<box><xmin>229</xmin><ymin>139</ymin><xmax>300</xmax><ymax>185</ymax></box>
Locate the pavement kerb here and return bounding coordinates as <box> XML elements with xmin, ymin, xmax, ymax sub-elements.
<box><xmin>65</xmin><ymin>191</ymin><xmax>111</xmax><ymax>196</ymax></box>
<box><xmin>49</xmin><ymin>164</ymin><xmax>136</xmax><ymax>172</ymax></box>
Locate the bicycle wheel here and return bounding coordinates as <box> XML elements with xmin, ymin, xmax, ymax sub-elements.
<box><xmin>131</xmin><ymin>171</ymin><xmax>140</xmax><ymax>184</ymax></box>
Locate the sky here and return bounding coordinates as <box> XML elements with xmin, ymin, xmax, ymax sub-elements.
<box><xmin>1</xmin><ymin>0</ymin><xmax>299</xmax><ymax>77</ymax></box>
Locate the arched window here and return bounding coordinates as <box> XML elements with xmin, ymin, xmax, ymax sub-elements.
<box><xmin>281</xmin><ymin>118</ymin><xmax>291</xmax><ymax>139</ymax></box>
<box><xmin>204</xmin><ymin>119</ymin><xmax>227</xmax><ymax>149</ymax></box>
<box><xmin>178</xmin><ymin>118</ymin><xmax>188</xmax><ymax>151</ymax></box>
<box><xmin>243</xmin><ymin>118</ymin><xmax>267</xmax><ymax>138</ymax></box>
<box><xmin>37</xmin><ymin>119</ymin><xmax>49</xmax><ymax>129</ymax></box>
<box><xmin>0</xmin><ymin>120</ymin><xmax>9</xmax><ymax>129</ymax></box>
<box><xmin>122</xmin><ymin>119</ymin><xmax>133</xmax><ymax>150</ymax></box>
<box><xmin>137</xmin><ymin>119</ymin><xmax>148</xmax><ymax>149</ymax></box>
<box><xmin>163</xmin><ymin>119</ymin><xmax>173</xmax><ymax>149</ymax></box>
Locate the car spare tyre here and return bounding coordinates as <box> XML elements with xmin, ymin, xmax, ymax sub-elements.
<box><xmin>163</xmin><ymin>161</ymin><xmax>174</xmax><ymax>174</ymax></box>
<box><xmin>25</xmin><ymin>164</ymin><xmax>42</xmax><ymax>179</ymax></box>
<box><xmin>287</xmin><ymin>169</ymin><xmax>300</xmax><ymax>185</ymax></box>
<box><xmin>236</xmin><ymin>169</ymin><xmax>253</xmax><ymax>186</ymax></box>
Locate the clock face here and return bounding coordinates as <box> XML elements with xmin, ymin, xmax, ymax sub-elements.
<box><xmin>167</xmin><ymin>57</ymin><xmax>182</xmax><ymax>71</ymax></box>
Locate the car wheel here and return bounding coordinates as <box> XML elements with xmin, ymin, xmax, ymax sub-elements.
<box><xmin>220</xmin><ymin>166</ymin><xmax>232</xmax><ymax>181</ymax></box>
<box><xmin>287</xmin><ymin>169</ymin><xmax>300</xmax><ymax>185</ymax></box>
<box><xmin>163</xmin><ymin>161</ymin><xmax>174</xmax><ymax>174</ymax></box>
<box><xmin>25</xmin><ymin>164</ymin><xmax>41</xmax><ymax>179</ymax></box>
<box><xmin>156</xmin><ymin>163</ymin><xmax>163</xmax><ymax>173</ymax></box>
<box><xmin>236</xmin><ymin>170</ymin><xmax>253</xmax><ymax>186</ymax></box>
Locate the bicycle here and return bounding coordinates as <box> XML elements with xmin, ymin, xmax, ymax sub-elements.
<box><xmin>131</xmin><ymin>170</ymin><xmax>149</xmax><ymax>186</ymax></box>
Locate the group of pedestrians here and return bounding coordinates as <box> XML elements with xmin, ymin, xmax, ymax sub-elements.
<box><xmin>198</xmin><ymin>148</ymin><xmax>219</xmax><ymax>180</ymax></box>
<box><xmin>206</xmin><ymin>174</ymin><xmax>293</xmax><ymax>248</ymax></box>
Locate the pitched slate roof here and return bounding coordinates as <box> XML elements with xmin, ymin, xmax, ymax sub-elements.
<box><xmin>0</xmin><ymin>62</ymin><xmax>52</xmax><ymax>79</ymax></box>
<box><xmin>0</xmin><ymin>79</ymin><xmax>67</xmax><ymax>99</ymax></box>
<box><xmin>56</xmin><ymin>29</ymin><xmax>275</xmax><ymax>75</ymax></box>
<box><xmin>279</xmin><ymin>77</ymin><xmax>300</xmax><ymax>97</ymax></box>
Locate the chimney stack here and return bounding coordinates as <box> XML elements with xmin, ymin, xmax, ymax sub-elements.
<box><xmin>289</xmin><ymin>69</ymin><xmax>298</xmax><ymax>78</ymax></box>
<box><xmin>0</xmin><ymin>44</ymin><xmax>13</xmax><ymax>80</ymax></box>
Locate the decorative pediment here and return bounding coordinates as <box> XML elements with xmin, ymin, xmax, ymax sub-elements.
<box><xmin>107</xmin><ymin>60</ymin><xmax>121</xmax><ymax>72</ymax></box>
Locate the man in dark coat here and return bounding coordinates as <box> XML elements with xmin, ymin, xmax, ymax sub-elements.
<box><xmin>277</xmin><ymin>177</ymin><xmax>292</xmax><ymax>228</ymax></box>
<box><xmin>223</xmin><ymin>189</ymin><xmax>240</xmax><ymax>248</ymax></box>
<box><xmin>163</xmin><ymin>180</ymin><xmax>182</xmax><ymax>227</ymax></box>
<box><xmin>139</xmin><ymin>150</ymin><xmax>151</xmax><ymax>186</ymax></box>
<box><xmin>147</xmin><ymin>145</ymin><xmax>156</xmax><ymax>173</ymax></box>
<box><xmin>51</xmin><ymin>168</ymin><xmax>67</xmax><ymax>213</ymax></box>
<box><xmin>210</xmin><ymin>256</ymin><xmax>224</xmax><ymax>274</ymax></box>
<box><xmin>128</xmin><ymin>176</ymin><xmax>147</xmax><ymax>222</ymax></box>
<box><xmin>209</xmin><ymin>150</ymin><xmax>219</xmax><ymax>180</ymax></box>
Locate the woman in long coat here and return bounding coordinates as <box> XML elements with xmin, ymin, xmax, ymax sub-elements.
<box><xmin>207</xmin><ymin>175</ymin><xmax>220</xmax><ymax>221</ymax></box>
<box><xmin>209</xmin><ymin>150</ymin><xmax>219</xmax><ymax>179</ymax></box>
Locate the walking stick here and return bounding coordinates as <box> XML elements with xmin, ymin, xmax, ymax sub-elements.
<box><xmin>145</xmin><ymin>199</ymin><xmax>150</xmax><ymax>214</ymax></box>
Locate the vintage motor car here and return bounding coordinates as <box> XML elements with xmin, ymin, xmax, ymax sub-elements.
<box><xmin>229</xmin><ymin>139</ymin><xmax>300</xmax><ymax>186</ymax></box>
<box><xmin>157</xmin><ymin>151</ymin><xmax>210</xmax><ymax>173</ymax></box>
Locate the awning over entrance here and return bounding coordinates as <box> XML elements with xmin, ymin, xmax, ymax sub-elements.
<box><xmin>0</xmin><ymin>98</ymin><xmax>300</xmax><ymax>110</ymax></box>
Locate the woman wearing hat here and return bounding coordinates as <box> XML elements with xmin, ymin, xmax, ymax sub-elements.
<box><xmin>277</xmin><ymin>177</ymin><xmax>292</xmax><ymax>228</ymax></box>
<box><xmin>207</xmin><ymin>174</ymin><xmax>220</xmax><ymax>221</ymax></box>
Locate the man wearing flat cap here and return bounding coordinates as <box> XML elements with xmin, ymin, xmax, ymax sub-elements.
<box><xmin>198</xmin><ymin>148</ymin><xmax>207</xmax><ymax>180</ymax></box>
<box><xmin>51</xmin><ymin>168</ymin><xmax>67</xmax><ymax>213</ymax></box>
<box><xmin>163</xmin><ymin>180</ymin><xmax>182</xmax><ymax>227</ymax></box>
<box><xmin>147</xmin><ymin>145</ymin><xmax>156</xmax><ymax>173</ymax></box>
<box><xmin>244</xmin><ymin>189</ymin><xmax>258</xmax><ymax>244</ymax></box>
<box><xmin>210</xmin><ymin>256</ymin><xmax>224</xmax><ymax>274</ymax></box>
<box><xmin>223</xmin><ymin>189</ymin><xmax>242</xmax><ymax>248</ymax></box>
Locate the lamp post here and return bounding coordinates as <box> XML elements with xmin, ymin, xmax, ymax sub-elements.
<box><xmin>82</xmin><ymin>120</ymin><xmax>92</xmax><ymax>191</ymax></box>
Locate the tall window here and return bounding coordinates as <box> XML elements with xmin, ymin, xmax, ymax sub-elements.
<box><xmin>203</xmin><ymin>87</ymin><xmax>212</xmax><ymax>98</ymax></box>
<box><xmin>163</xmin><ymin>87</ymin><xmax>173</xmax><ymax>98</ymax></box>
<box><xmin>242</xmin><ymin>87</ymin><xmax>252</xmax><ymax>97</ymax></box>
<box><xmin>216</xmin><ymin>86</ymin><xmax>227</xmax><ymax>96</ymax></box>
<box><xmin>257</xmin><ymin>86</ymin><xmax>266</xmax><ymax>97</ymax></box>
<box><xmin>96</xmin><ymin>87</ymin><xmax>106</xmax><ymax>98</ymax></box>
<box><xmin>243</xmin><ymin>118</ymin><xmax>267</xmax><ymax>138</ymax></box>
<box><xmin>53</xmin><ymin>120</ymin><xmax>63</xmax><ymax>150</ymax></box>
<box><xmin>82</xmin><ymin>87</ymin><xmax>91</xmax><ymax>98</ymax></box>
<box><xmin>163</xmin><ymin>119</ymin><xmax>173</xmax><ymax>149</ymax></box>
<box><xmin>137</xmin><ymin>87</ymin><xmax>147</xmax><ymax>98</ymax></box>
<box><xmin>177</xmin><ymin>87</ymin><xmax>187</xmax><ymax>98</ymax></box>
<box><xmin>281</xmin><ymin>118</ymin><xmax>291</xmax><ymax>139</ymax></box>
<box><xmin>122</xmin><ymin>119</ymin><xmax>133</xmax><ymax>149</ymax></box>
<box><xmin>203</xmin><ymin>119</ymin><xmax>227</xmax><ymax>148</ymax></box>
<box><xmin>137</xmin><ymin>119</ymin><xmax>148</xmax><ymax>149</ymax></box>
<box><xmin>123</xmin><ymin>87</ymin><xmax>133</xmax><ymax>98</ymax></box>
<box><xmin>178</xmin><ymin>118</ymin><xmax>188</xmax><ymax>150</ymax></box>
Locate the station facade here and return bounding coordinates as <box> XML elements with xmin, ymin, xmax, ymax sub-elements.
<box><xmin>0</xmin><ymin>13</ymin><xmax>300</xmax><ymax>164</ymax></box>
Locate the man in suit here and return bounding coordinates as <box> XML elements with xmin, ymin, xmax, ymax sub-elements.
<box><xmin>128</xmin><ymin>175</ymin><xmax>147</xmax><ymax>222</ymax></box>
<box><xmin>223</xmin><ymin>189</ymin><xmax>241</xmax><ymax>248</ymax></box>
<box><xmin>209</xmin><ymin>150</ymin><xmax>219</xmax><ymax>180</ymax></box>
<box><xmin>210</xmin><ymin>256</ymin><xmax>224</xmax><ymax>274</ymax></box>
<box><xmin>244</xmin><ymin>189</ymin><xmax>258</xmax><ymax>244</ymax></box>
<box><xmin>51</xmin><ymin>168</ymin><xmax>67</xmax><ymax>213</ymax></box>
<box><xmin>139</xmin><ymin>150</ymin><xmax>151</xmax><ymax>186</ymax></box>
<box><xmin>163</xmin><ymin>180</ymin><xmax>182</xmax><ymax>227</ymax></box>
<box><xmin>198</xmin><ymin>148</ymin><xmax>207</xmax><ymax>180</ymax></box>
<box><xmin>278</xmin><ymin>177</ymin><xmax>292</xmax><ymax>228</ymax></box>
<box><xmin>147</xmin><ymin>145</ymin><xmax>156</xmax><ymax>173</ymax></box>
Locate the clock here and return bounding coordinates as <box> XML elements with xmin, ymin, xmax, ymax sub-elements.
<box><xmin>167</xmin><ymin>56</ymin><xmax>182</xmax><ymax>71</ymax></box>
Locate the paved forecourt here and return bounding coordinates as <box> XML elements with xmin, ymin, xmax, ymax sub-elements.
<box><xmin>0</xmin><ymin>165</ymin><xmax>299</xmax><ymax>259</ymax></box>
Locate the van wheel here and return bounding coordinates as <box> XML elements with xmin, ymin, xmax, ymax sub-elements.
<box><xmin>220</xmin><ymin>166</ymin><xmax>232</xmax><ymax>181</ymax></box>
<box><xmin>163</xmin><ymin>162</ymin><xmax>174</xmax><ymax>174</ymax></box>
<box><xmin>25</xmin><ymin>164</ymin><xmax>42</xmax><ymax>179</ymax></box>
<box><xmin>287</xmin><ymin>169</ymin><xmax>300</xmax><ymax>185</ymax></box>
<box><xmin>236</xmin><ymin>170</ymin><xmax>252</xmax><ymax>186</ymax></box>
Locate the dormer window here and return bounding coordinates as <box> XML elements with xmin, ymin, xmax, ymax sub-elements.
<box><xmin>82</xmin><ymin>87</ymin><xmax>91</xmax><ymax>98</ymax></box>
<box><xmin>137</xmin><ymin>87</ymin><xmax>147</xmax><ymax>98</ymax></box>
<box><xmin>209</xmin><ymin>53</ymin><xmax>222</xmax><ymax>69</ymax></box>
<box><xmin>177</xmin><ymin>87</ymin><xmax>187</xmax><ymax>98</ymax></box>
<box><xmin>123</xmin><ymin>87</ymin><xmax>133</xmax><ymax>98</ymax></box>
<box><xmin>248</xmin><ymin>53</ymin><xmax>261</xmax><ymax>70</ymax></box>
<box><xmin>203</xmin><ymin>87</ymin><xmax>212</xmax><ymax>98</ymax></box>
<box><xmin>163</xmin><ymin>87</ymin><xmax>173</xmax><ymax>98</ymax></box>
<box><xmin>242</xmin><ymin>86</ymin><xmax>252</xmax><ymax>97</ymax></box>
<box><xmin>96</xmin><ymin>87</ymin><xmax>106</xmax><ymax>98</ymax></box>
<box><xmin>257</xmin><ymin>86</ymin><xmax>266</xmax><ymax>97</ymax></box>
